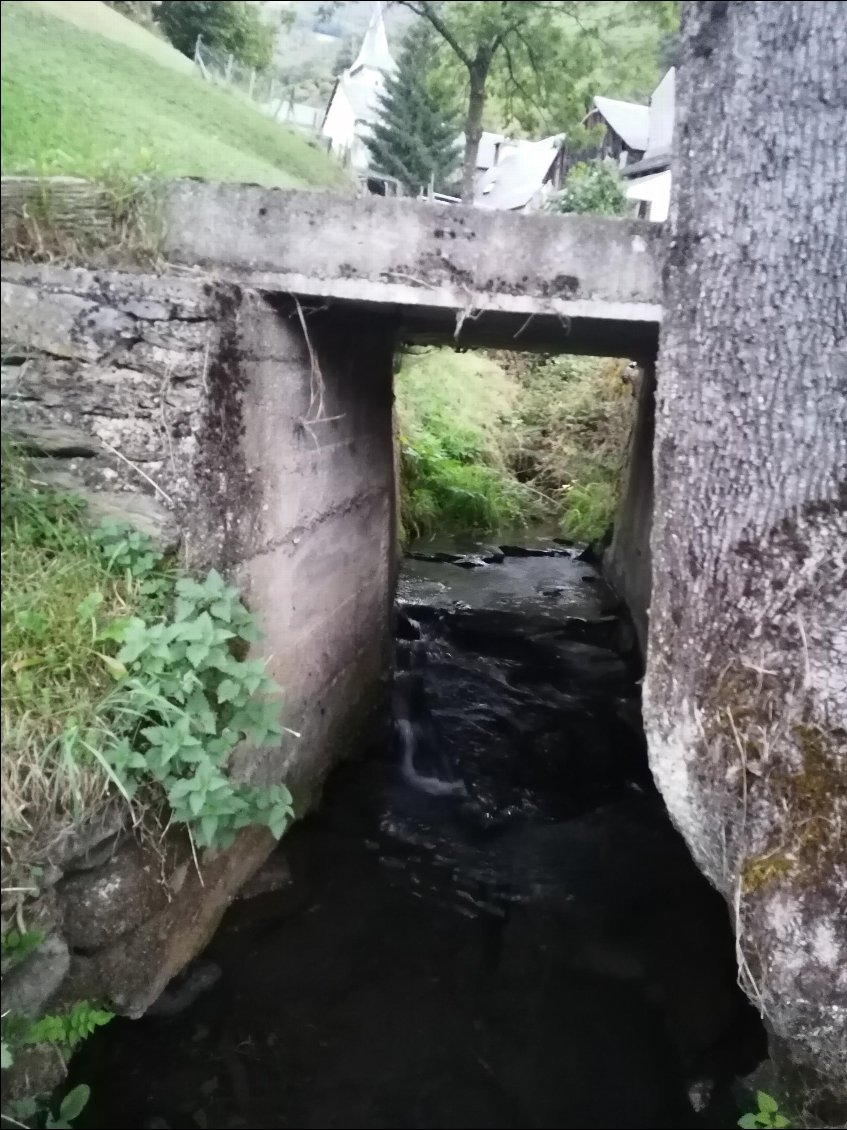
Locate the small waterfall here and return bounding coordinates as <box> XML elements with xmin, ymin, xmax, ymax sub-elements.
<box><xmin>395</xmin><ymin>716</ymin><xmax>467</xmax><ymax>798</ymax></box>
<box><xmin>393</xmin><ymin>622</ymin><xmax>467</xmax><ymax>798</ymax></box>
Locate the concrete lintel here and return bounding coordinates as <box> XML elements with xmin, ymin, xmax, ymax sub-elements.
<box><xmin>162</xmin><ymin>181</ymin><xmax>662</xmax><ymax>353</ymax></box>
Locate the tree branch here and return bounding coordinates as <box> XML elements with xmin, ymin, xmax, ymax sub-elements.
<box><xmin>395</xmin><ymin>0</ymin><xmax>473</xmax><ymax>68</ymax></box>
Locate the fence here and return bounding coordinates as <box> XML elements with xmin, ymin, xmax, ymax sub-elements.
<box><xmin>193</xmin><ymin>36</ymin><xmax>323</xmax><ymax>138</ymax></box>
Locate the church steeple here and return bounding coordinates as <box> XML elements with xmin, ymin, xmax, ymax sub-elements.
<box><xmin>349</xmin><ymin>1</ymin><xmax>395</xmax><ymax>76</ymax></box>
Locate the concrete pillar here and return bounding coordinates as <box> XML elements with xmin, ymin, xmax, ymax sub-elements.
<box><xmin>189</xmin><ymin>293</ymin><xmax>399</xmax><ymax>807</ymax></box>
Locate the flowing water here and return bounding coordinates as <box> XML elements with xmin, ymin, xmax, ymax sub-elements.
<box><xmin>74</xmin><ymin>538</ymin><xmax>765</xmax><ymax>1129</ymax></box>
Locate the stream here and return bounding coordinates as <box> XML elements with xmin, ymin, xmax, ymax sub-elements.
<box><xmin>74</xmin><ymin>537</ymin><xmax>765</xmax><ymax>1129</ymax></box>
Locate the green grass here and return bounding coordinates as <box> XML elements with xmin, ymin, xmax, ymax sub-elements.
<box><xmin>0</xmin><ymin>451</ymin><xmax>150</xmax><ymax>872</ymax></box>
<box><xmin>1</xmin><ymin>1</ymin><xmax>347</xmax><ymax>188</ymax></box>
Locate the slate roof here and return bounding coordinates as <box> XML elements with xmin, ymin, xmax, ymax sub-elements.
<box><xmin>589</xmin><ymin>96</ymin><xmax>650</xmax><ymax>151</ymax></box>
<box><xmin>474</xmin><ymin>136</ymin><xmax>563</xmax><ymax>212</ymax></box>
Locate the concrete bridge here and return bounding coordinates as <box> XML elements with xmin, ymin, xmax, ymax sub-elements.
<box><xmin>1</xmin><ymin>183</ymin><xmax>660</xmax><ymax>1013</ymax></box>
<box><xmin>163</xmin><ymin>183</ymin><xmax>662</xmax><ymax>358</ymax></box>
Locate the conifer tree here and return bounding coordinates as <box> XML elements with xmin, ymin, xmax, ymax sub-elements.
<box><xmin>367</xmin><ymin>31</ymin><xmax>458</xmax><ymax>195</ymax></box>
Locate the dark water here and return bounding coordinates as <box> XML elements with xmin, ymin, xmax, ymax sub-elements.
<box><xmin>73</xmin><ymin>539</ymin><xmax>765</xmax><ymax>1129</ymax></box>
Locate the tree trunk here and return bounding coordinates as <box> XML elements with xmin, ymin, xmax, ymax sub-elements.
<box><xmin>461</xmin><ymin>70</ymin><xmax>486</xmax><ymax>204</ymax></box>
<box><xmin>644</xmin><ymin>0</ymin><xmax>847</xmax><ymax>1114</ymax></box>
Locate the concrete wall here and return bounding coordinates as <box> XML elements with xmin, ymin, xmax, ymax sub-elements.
<box><xmin>0</xmin><ymin>265</ymin><xmax>396</xmax><ymax>1020</ymax></box>
<box><xmin>605</xmin><ymin>361</ymin><xmax>656</xmax><ymax>658</ymax></box>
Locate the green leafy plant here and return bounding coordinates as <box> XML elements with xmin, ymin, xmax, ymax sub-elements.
<box><xmin>5</xmin><ymin>1083</ymin><xmax>90</xmax><ymax>1129</ymax></box>
<box><xmin>23</xmin><ymin>1002</ymin><xmax>113</xmax><ymax>1053</ymax></box>
<box><xmin>104</xmin><ymin>569</ymin><xmax>294</xmax><ymax>849</ymax></box>
<box><xmin>0</xmin><ymin>929</ymin><xmax>44</xmax><ymax>975</ymax></box>
<box><xmin>738</xmin><ymin>1091</ymin><xmax>791</xmax><ymax>1129</ymax></box>
<box><xmin>548</xmin><ymin>160</ymin><xmax>629</xmax><ymax>216</ymax></box>
<box><xmin>90</xmin><ymin>518</ymin><xmax>172</xmax><ymax>611</ymax></box>
<box><xmin>3</xmin><ymin>449</ymin><xmax>294</xmax><ymax>903</ymax></box>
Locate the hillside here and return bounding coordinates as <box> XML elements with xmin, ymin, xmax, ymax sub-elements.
<box><xmin>0</xmin><ymin>1</ymin><xmax>347</xmax><ymax>188</ymax></box>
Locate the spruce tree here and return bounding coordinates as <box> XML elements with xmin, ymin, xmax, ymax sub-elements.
<box><xmin>367</xmin><ymin>31</ymin><xmax>459</xmax><ymax>195</ymax></box>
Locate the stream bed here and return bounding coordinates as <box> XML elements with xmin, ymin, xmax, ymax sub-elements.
<box><xmin>74</xmin><ymin>538</ymin><xmax>765</xmax><ymax>1129</ymax></box>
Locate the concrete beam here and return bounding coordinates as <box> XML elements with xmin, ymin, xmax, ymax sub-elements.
<box><xmin>163</xmin><ymin>183</ymin><xmax>663</xmax><ymax>357</ymax></box>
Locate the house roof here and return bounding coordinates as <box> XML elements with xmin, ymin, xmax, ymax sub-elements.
<box><xmin>454</xmin><ymin>131</ymin><xmax>506</xmax><ymax>171</ymax></box>
<box><xmin>349</xmin><ymin>1</ymin><xmax>396</xmax><ymax>77</ymax></box>
<box><xmin>643</xmin><ymin>67</ymin><xmax>675</xmax><ymax>159</ymax></box>
<box><xmin>474</xmin><ymin>136</ymin><xmax>564</xmax><ymax>212</ymax></box>
<box><xmin>589</xmin><ymin>96</ymin><xmax>649</xmax><ymax>152</ymax></box>
<box><xmin>619</xmin><ymin>69</ymin><xmax>676</xmax><ymax>178</ymax></box>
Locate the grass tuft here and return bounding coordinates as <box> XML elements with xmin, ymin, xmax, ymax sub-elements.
<box><xmin>0</xmin><ymin>449</ymin><xmax>154</xmax><ymax>881</ymax></box>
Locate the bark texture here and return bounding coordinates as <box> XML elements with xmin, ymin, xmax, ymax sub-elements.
<box><xmin>644</xmin><ymin>0</ymin><xmax>847</xmax><ymax>1114</ymax></box>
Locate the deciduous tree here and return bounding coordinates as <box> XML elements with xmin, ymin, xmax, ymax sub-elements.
<box><xmin>645</xmin><ymin>0</ymin><xmax>847</xmax><ymax>1114</ymax></box>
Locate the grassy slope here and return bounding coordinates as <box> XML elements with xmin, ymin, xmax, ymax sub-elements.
<box><xmin>29</xmin><ymin>0</ymin><xmax>195</xmax><ymax>74</ymax></box>
<box><xmin>1</xmin><ymin>1</ymin><xmax>346</xmax><ymax>188</ymax></box>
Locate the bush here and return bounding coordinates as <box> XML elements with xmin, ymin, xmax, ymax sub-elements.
<box><xmin>549</xmin><ymin>160</ymin><xmax>629</xmax><ymax>216</ymax></box>
<box><xmin>157</xmin><ymin>1</ymin><xmax>274</xmax><ymax>69</ymax></box>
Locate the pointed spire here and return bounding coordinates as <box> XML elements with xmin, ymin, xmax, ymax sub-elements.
<box><xmin>349</xmin><ymin>1</ymin><xmax>395</xmax><ymax>76</ymax></box>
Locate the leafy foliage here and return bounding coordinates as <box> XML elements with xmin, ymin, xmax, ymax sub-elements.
<box><xmin>107</xmin><ymin>569</ymin><xmax>294</xmax><ymax>849</ymax></box>
<box><xmin>398</xmin><ymin>1</ymin><xmax>676</xmax><ymax>198</ymax></box>
<box><xmin>548</xmin><ymin>160</ymin><xmax>629</xmax><ymax>216</ymax></box>
<box><xmin>738</xmin><ymin>1092</ymin><xmax>791</xmax><ymax>1129</ymax></box>
<box><xmin>4</xmin><ymin>1084</ymin><xmax>91</xmax><ymax>1130</ymax></box>
<box><xmin>367</xmin><ymin>27</ymin><xmax>459</xmax><ymax>194</ymax></box>
<box><xmin>394</xmin><ymin>349</ymin><xmax>635</xmax><ymax>543</ymax></box>
<box><xmin>395</xmin><ymin>348</ymin><xmax>544</xmax><ymax>538</ymax></box>
<box><xmin>508</xmin><ymin>354</ymin><xmax>635</xmax><ymax>541</ymax></box>
<box><xmin>23</xmin><ymin>1003</ymin><xmax>113</xmax><ymax>1052</ymax></box>
<box><xmin>1</xmin><ymin>1000</ymin><xmax>112</xmax><ymax>1075</ymax></box>
<box><xmin>157</xmin><ymin>1</ymin><xmax>274</xmax><ymax>69</ymax></box>
<box><xmin>0</xmin><ymin>929</ymin><xmax>44</xmax><ymax>976</ymax></box>
<box><xmin>2</xmin><ymin>449</ymin><xmax>294</xmax><ymax>883</ymax></box>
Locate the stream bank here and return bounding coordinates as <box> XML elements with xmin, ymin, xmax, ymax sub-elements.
<box><xmin>72</xmin><ymin>538</ymin><xmax>765</xmax><ymax>1129</ymax></box>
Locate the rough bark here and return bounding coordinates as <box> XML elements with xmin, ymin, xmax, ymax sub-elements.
<box><xmin>462</xmin><ymin>70</ymin><xmax>487</xmax><ymax>203</ymax></box>
<box><xmin>644</xmin><ymin>0</ymin><xmax>847</xmax><ymax>1116</ymax></box>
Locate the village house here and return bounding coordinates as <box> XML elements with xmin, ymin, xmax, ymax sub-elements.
<box><xmin>585</xmin><ymin>68</ymin><xmax>675</xmax><ymax>222</ymax></box>
<box><xmin>473</xmin><ymin>135</ymin><xmax>567</xmax><ymax>213</ymax></box>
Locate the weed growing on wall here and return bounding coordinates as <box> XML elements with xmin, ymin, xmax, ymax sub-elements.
<box><xmin>1</xmin><ymin>924</ymin><xmax>109</xmax><ymax>1128</ymax></box>
<box><xmin>1</xmin><ymin>448</ymin><xmax>294</xmax><ymax>884</ymax></box>
<box><xmin>5</xmin><ymin>1083</ymin><xmax>92</xmax><ymax>1130</ymax></box>
<box><xmin>738</xmin><ymin>1092</ymin><xmax>791</xmax><ymax>1129</ymax></box>
<box><xmin>108</xmin><ymin>568</ymin><xmax>294</xmax><ymax>848</ymax></box>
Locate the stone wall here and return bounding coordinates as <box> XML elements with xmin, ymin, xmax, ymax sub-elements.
<box><xmin>1</xmin><ymin>265</ymin><xmax>396</xmax><ymax>1029</ymax></box>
